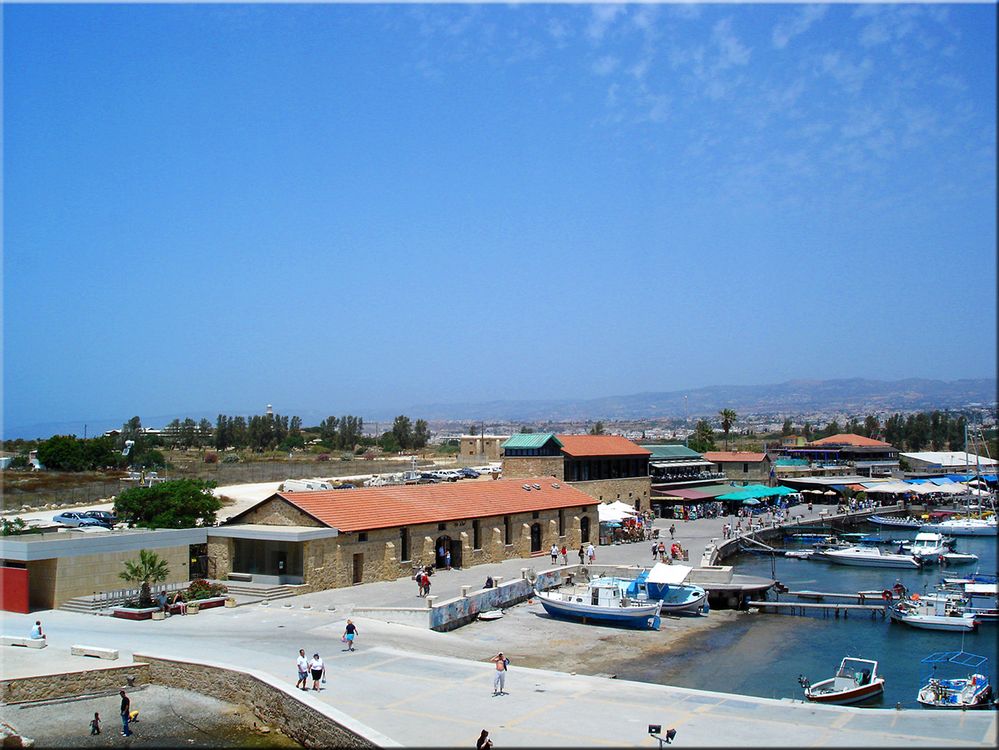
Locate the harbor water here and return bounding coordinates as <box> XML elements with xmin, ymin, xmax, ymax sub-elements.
<box><xmin>613</xmin><ymin>526</ymin><xmax>997</xmax><ymax>708</ymax></box>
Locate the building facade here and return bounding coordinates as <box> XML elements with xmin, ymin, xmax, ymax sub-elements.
<box><xmin>458</xmin><ymin>435</ymin><xmax>510</xmax><ymax>463</ymax></box>
<box><xmin>702</xmin><ymin>451</ymin><xmax>773</xmax><ymax>483</ymax></box>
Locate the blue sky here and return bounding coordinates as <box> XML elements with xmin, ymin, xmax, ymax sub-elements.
<box><xmin>4</xmin><ymin>3</ymin><xmax>996</xmax><ymax>436</ymax></box>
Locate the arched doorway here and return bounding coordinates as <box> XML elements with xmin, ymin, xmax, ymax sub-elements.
<box><xmin>530</xmin><ymin>523</ymin><xmax>542</xmax><ymax>553</ymax></box>
<box><xmin>435</xmin><ymin>536</ymin><xmax>451</xmax><ymax>569</ymax></box>
<box><xmin>580</xmin><ymin>516</ymin><xmax>591</xmax><ymax>543</ymax></box>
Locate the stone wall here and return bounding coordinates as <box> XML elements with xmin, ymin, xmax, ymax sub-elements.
<box><xmin>134</xmin><ymin>654</ymin><xmax>395</xmax><ymax>748</ymax></box>
<box><xmin>236</xmin><ymin>497</ymin><xmax>322</xmax><ymax>527</ymax></box>
<box><xmin>567</xmin><ymin>477</ymin><xmax>651</xmax><ymax>509</ymax></box>
<box><xmin>1</xmin><ymin>664</ymin><xmax>150</xmax><ymax>704</ymax></box>
<box><xmin>500</xmin><ymin>456</ymin><xmax>564</xmax><ymax>481</ymax></box>
<box><xmin>206</xmin><ymin>536</ymin><xmax>233</xmax><ymax>580</ymax></box>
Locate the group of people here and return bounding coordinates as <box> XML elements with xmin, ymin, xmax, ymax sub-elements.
<box><xmin>156</xmin><ymin>589</ymin><xmax>187</xmax><ymax>614</ymax></box>
<box><xmin>415</xmin><ymin>568</ymin><xmax>433</xmax><ymax>597</ymax></box>
<box><xmin>549</xmin><ymin>544</ymin><xmax>569</xmax><ymax>565</ymax></box>
<box><xmin>650</xmin><ymin>541</ymin><xmax>685</xmax><ymax>562</ymax></box>
<box><xmin>295</xmin><ymin>648</ymin><xmax>327</xmax><ymax>691</ymax></box>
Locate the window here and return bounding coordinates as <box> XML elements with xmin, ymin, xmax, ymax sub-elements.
<box><xmin>558</xmin><ymin>509</ymin><xmax>565</xmax><ymax>536</ymax></box>
<box><xmin>743</xmin><ymin>463</ymin><xmax>749</xmax><ymax>473</ymax></box>
<box><xmin>400</xmin><ymin>527</ymin><xmax>410</xmax><ymax>562</ymax></box>
<box><xmin>473</xmin><ymin>519</ymin><xmax>481</xmax><ymax>550</ymax></box>
<box><xmin>504</xmin><ymin>515</ymin><xmax>511</xmax><ymax>545</ymax></box>
<box><xmin>357</xmin><ymin>532</ymin><xmax>368</xmax><ymax>542</ymax></box>
<box><xmin>438</xmin><ymin>522</ymin><xmax>446</xmax><ymax>531</ymax></box>
<box><xmin>532</xmin><ymin>511</ymin><xmax>540</xmax><ymax>519</ymax></box>
<box><xmin>580</xmin><ymin>516</ymin><xmax>590</xmax><ymax>543</ymax></box>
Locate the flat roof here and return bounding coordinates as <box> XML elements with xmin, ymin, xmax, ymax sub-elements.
<box><xmin>0</xmin><ymin>527</ymin><xmax>208</xmax><ymax>562</ymax></box>
<box><xmin>209</xmin><ymin>524</ymin><xmax>339</xmax><ymax>542</ymax></box>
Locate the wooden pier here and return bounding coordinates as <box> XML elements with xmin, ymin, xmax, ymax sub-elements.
<box><xmin>747</xmin><ymin>600</ymin><xmax>887</xmax><ymax>619</ymax></box>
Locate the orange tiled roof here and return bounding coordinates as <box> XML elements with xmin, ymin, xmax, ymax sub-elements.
<box><xmin>808</xmin><ymin>433</ymin><xmax>891</xmax><ymax>447</ymax></box>
<box><xmin>239</xmin><ymin>478</ymin><xmax>597</xmax><ymax>532</ymax></box>
<box><xmin>703</xmin><ymin>451</ymin><xmax>769</xmax><ymax>463</ymax></box>
<box><xmin>556</xmin><ymin>435</ymin><xmax>651</xmax><ymax>457</ymax></box>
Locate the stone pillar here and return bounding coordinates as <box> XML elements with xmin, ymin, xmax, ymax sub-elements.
<box><xmin>493</xmin><ymin>576</ymin><xmax>504</xmax><ymax>587</ymax></box>
<box><xmin>521</xmin><ymin>568</ymin><xmax>529</xmax><ymax>579</ymax></box>
<box><xmin>459</xmin><ymin>531</ymin><xmax>470</xmax><ymax>563</ymax></box>
<box><xmin>492</xmin><ymin>528</ymin><xmax>504</xmax><ymax>560</ymax></box>
<box><xmin>421</xmin><ymin>536</ymin><xmax>435</xmax><ymax>565</ymax></box>
<box><xmin>519</xmin><ymin>523</ymin><xmax>531</xmax><ymax>556</ymax></box>
<box><xmin>383</xmin><ymin>541</ymin><xmax>397</xmax><ymax>580</ymax></box>
<box><xmin>548</xmin><ymin>518</ymin><xmax>558</xmax><ymax>546</ymax></box>
<box><xmin>461</xmin><ymin>585</ymin><xmax>472</xmax><ymax>597</ymax></box>
<box><xmin>570</xmin><ymin>516</ymin><xmax>582</xmax><ymax>548</ymax></box>
<box><xmin>425</xmin><ymin>595</ymin><xmax>436</xmax><ymax>608</ymax></box>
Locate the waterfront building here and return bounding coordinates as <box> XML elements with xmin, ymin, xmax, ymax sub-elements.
<box><xmin>776</xmin><ymin>433</ymin><xmax>900</xmax><ymax>478</ymax></box>
<box><xmin>899</xmin><ymin>451</ymin><xmax>998</xmax><ymax>478</ymax></box>
<box><xmin>702</xmin><ymin>451</ymin><xmax>773</xmax><ymax>483</ymax></box>
<box><xmin>501</xmin><ymin>434</ymin><xmax>652</xmax><ymax>510</ymax></box>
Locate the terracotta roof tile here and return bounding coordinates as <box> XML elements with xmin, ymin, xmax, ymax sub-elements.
<box><xmin>246</xmin><ymin>479</ymin><xmax>597</xmax><ymax>533</ymax></box>
<box><xmin>808</xmin><ymin>433</ymin><xmax>892</xmax><ymax>447</ymax></box>
<box><xmin>556</xmin><ymin>435</ymin><xmax>651</xmax><ymax>457</ymax></box>
<box><xmin>703</xmin><ymin>451</ymin><xmax>769</xmax><ymax>463</ymax></box>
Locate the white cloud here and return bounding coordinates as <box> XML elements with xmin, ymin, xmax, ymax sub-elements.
<box><xmin>772</xmin><ymin>4</ymin><xmax>828</xmax><ymax>50</ymax></box>
<box><xmin>712</xmin><ymin>18</ymin><xmax>751</xmax><ymax>69</ymax></box>
<box><xmin>587</xmin><ymin>4</ymin><xmax>625</xmax><ymax>42</ymax></box>
<box><xmin>820</xmin><ymin>52</ymin><xmax>873</xmax><ymax>93</ymax></box>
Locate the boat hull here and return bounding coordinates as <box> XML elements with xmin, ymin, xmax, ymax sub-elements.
<box><xmin>816</xmin><ymin>550</ymin><xmax>921</xmax><ymax>569</ymax></box>
<box><xmin>889</xmin><ymin>610</ymin><xmax>978</xmax><ymax>631</ymax></box>
<box><xmin>535</xmin><ymin>590</ymin><xmax>662</xmax><ymax>629</ymax></box>
<box><xmin>805</xmin><ymin>679</ymin><xmax>885</xmax><ymax>705</ymax></box>
<box><xmin>920</xmin><ymin>522</ymin><xmax>997</xmax><ymax>536</ymax></box>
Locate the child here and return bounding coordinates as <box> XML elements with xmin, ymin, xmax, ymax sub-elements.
<box><xmin>90</xmin><ymin>712</ymin><xmax>101</xmax><ymax>735</ymax></box>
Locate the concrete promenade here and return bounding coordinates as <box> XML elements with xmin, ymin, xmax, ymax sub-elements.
<box><xmin>3</xmin><ymin>502</ymin><xmax>994</xmax><ymax>747</ymax></box>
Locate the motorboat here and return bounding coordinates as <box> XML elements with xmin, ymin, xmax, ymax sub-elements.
<box><xmin>784</xmin><ymin>550</ymin><xmax>815</xmax><ymax>559</ymax></box>
<box><xmin>868</xmin><ymin>515</ymin><xmax>922</xmax><ymax>529</ymax></box>
<box><xmin>920</xmin><ymin>516</ymin><xmax>997</xmax><ymax>536</ymax></box>
<box><xmin>963</xmin><ymin>583</ymin><xmax>998</xmax><ymax>621</ymax></box>
<box><xmin>534</xmin><ymin>583</ymin><xmax>663</xmax><ymax>629</ymax></box>
<box><xmin>889</xmin><ymin>597</ymin><xmax>978</xmax><ymax>631</ymax></box>
<box><xmin>814</xmin><ymin>546</ymin><xmax>921</xmax><ymax>569</ymax></box>
<box><xmin>590</xmin><ymin>564</ymin><xmax>707</xmax><ymax>615</ymax></box>
<box><xmin>941</xmin><ymin>552</ymin><xmax>980</xmax><ymax>566</ymax></box>
<box><xmin>909</xmin><ymin>532</ymin><xmax>949</xmax><ymax>563</ymax></box>
<box><xmin>917</xmin><ymin>652</ymin><xmax>994</xmax><ymax>709</ymax></box>
<box><xmin>798</xmin><ymin>657</ymin><xmax>885</xmax><ymax>705</ymax></box>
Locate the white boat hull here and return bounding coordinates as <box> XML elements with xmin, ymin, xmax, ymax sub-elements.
<box><xmin>815</xmin><ymin>547</ymin><xmax>921</xmax><ymax>569</ymax></box>
<box><xmin>890</xmin><ymin>609</ymin><xmax>978</xmax><ymax>631</ymax></box>
<box><xmin>534</xmin><ymin>589</ymin><xmax>662</xmax><ymax>629</ymax></box>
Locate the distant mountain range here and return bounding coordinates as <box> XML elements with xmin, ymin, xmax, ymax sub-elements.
<box><xmin>400</xmin><ymin>377</ymin><xmax>998</xmax><ymax>422</ymax></box>
<box><xmin>7</xmin><ymin>378</ymin><xmax>994</xmax><ymax>440</ymax></box>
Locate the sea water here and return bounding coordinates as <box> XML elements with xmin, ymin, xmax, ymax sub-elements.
<box><xmin>615</xmin><ymin>527</ymin><xmax>997</xmax><ymax>708</ymax></box>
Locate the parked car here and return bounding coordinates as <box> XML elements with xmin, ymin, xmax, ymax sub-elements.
<box><xmin>52</xmin><ymin>512</ymin><xmax>106</xmax><ymax>528</ymax></box>
<box><xmin>81</xmin><ymin>510</ymin><xmax>117</xmax><ymax>525</ymax></box>
<box><xmin>458</xmin><ymin>467</ymin><xmax>480</xmax><ymax>478</ymax></box>
<box><xmin>418</xmin><ymin>473</ymin><xmax>441</xmax><ymax>484</ymax></box>
<box><xmin>436</xmin><ymin>470</ymin><xmax>461</xmax><ymax>482</ymax></box>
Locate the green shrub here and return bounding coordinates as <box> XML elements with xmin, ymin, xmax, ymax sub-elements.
<box><xmin>185</xmin><ymin>578</ymin><xmax>228</xmax><ymax>600</ymax></box>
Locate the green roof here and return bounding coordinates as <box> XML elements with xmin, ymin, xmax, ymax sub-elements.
<box><xmin>642</xmin><ymin>444</ymin><xmax>702</xmax><ymax>460</ymax></box>
<box><xmin>501</xmin><ymin>433</ymin><xmax>563</xmax><ymax>450</ymax></box>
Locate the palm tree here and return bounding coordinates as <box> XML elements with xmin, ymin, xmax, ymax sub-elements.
<box><xmin>119</xmin><ymin>549</ymin><xmax>170</xmax><ymax>607</ymax></box>
<box><xmin>719</xmin><ymin>409</ymin><xmax>738</xmax><ymax>450</ymax></box>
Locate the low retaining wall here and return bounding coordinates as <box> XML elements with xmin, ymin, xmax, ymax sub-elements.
<box><xmin>428</xmin><ymin>566</ymin><xmax>567</xmax><ymax>631</ymax></box>
<box><xmin>351</xmin><ymin>607</ymin><xmax>430</xmax><ymax>629</ymax></box>
<box><xmin>1</xmin><ymin>663</ymin><xmax>150</xmax><ymax>704</ymax></box>
<box><xmin>134</xmin><ymin>653</ymin><xmax>398</xmax><ymax>748</ymax></box>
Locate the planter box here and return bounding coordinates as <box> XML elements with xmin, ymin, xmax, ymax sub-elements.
<box><xmin>189</xmin><ymin>596</ymin><xmax>227</xmax><ymax>610</ymax></box>
<box><xmin>151</xmin><ymin>611</ymin><xmax>166</xmax><ymax>621</ymax></box>
<box><xmin>224</xmin><ymin>599</ymin><xmax>237</xmax><ymax>608</ymax></box>
<box><xmin>113</xmin><ymin>606</ymin><xmax>160</xmax><ymax>621</ymax></box>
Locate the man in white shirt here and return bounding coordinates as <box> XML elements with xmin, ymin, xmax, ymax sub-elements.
<box><xmin>30</xmin><ymin>620</ymin><xmax>44</xmax><ymax>640</ymax></box>
<box><xmin>295</xmin><ymin>649</ymin><xmax>309</xmax><ymax>690</ymax></box>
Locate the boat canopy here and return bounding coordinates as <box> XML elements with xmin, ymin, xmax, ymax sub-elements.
<box><xmin>920</xmin><ymin>651</ymin><xmax>989</xmax><ymax>668</ymax></box>
<box><xmin>646</xmin><ymin>563</ymin><xmax>693</xmax><ymax>585</ymax></box>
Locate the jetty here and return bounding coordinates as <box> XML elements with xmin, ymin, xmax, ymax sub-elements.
<box><xmin>748</xmin><ymin>600</ymin><xmax>888</xmax><ymax>619</ymax></box>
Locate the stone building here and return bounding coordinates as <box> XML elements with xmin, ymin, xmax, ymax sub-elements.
<box><xmin>501</xmin><ymin>434</ymin><xmax>652</xmax><ymax>510</ymax></box>
<box><xmin>458</xmin><ymin>434</ymin><xmax>509</xmax><ymax>463</ymax></box>
<box><xmin>702</xmin><ymin>451</ymin><xmax>773</xmax><ymax>483</ymax></box>
<box><xmin>217</xmin><ymin>478</ymin><xmax>598</xmax><ymax>590</ymax></box>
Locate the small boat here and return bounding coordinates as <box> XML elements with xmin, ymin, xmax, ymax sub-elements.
<box><xmin>814</xmin><ymin>546</ymin><xmax>921</xmax><ymax>569</ymax></box>
<box><xmin>920</xmin><ymin>516</ymin><xmax>997</xmax><ymax>536</ymax></box>
<box><xmin>941</xmin><ymin>552</ymin><xmax>980</xmax><ymax>565</ymax></box>
<box><xmin>868</xmin><ymin>515</ymin><xmax>923</xmax><ymax>529</ymax></box>
<box><xmin>477</xmin><ymin>610</ymin><xmax>504</xmax><ymax>621</ymax></box>
<box><xmin>889</xmin><ymin>598</ymin><xmax>978</xmax><ymax>631</ymax></box>
<box><xmin>784</xmin><ymin>550</ymin><xmax>815</xmax><ymax>559</ymax></box>
<box><xmin>917</xmin><ymin>651</ymin><xmax>994</xmax><ymax>709</ymax></box>
<box><xmin>798</xmin><ymin>656</ymin><xmax>885</xmax><ymax>705</ymax></box>
<box><xmin>910</xmin><ymin>532</ymin><xmax>949</xmax><ymax>563</ymax></box>
<box><xmin>534</xmin><ymin>584</ymin><xmax>663</xmax><ymax>629</ymax></box>
<box><xmin>591</xmin><ymin>564</ymin><xmax>707</xmax><ymax>615</ymax></box>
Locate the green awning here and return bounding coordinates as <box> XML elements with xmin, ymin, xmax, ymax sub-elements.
<box><xmin>716</xmin><ymin>485</ymin><xmax>798</xmax><ymax>501</ymax></box>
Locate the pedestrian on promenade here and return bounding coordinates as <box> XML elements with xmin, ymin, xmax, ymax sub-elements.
<box><xmin>423</xmin><ymin>572</ymin><xmax>431</xmax><ymax>597</ymax></box>
<box><xmin>651</xmin><ymin>541</ymin><xmax>658</xmax><ymax>561</ymax></box>
<box><xmin>560</xmin><ymin>545</ymin><xmax>568</xmax><ymax>565</ymax></box>
<box><xmin>578</xmin><ymin>546</ymin><xmax>585</xmax><ymax>565</ymax></box>
<box><xmin>29</xmin><ymin>620</ymin><xmax>44</xmax><ymax>640</ymax></box>
<box><xmin>309</xmin><ymin>653</ymin><xmax>326</xmax><ymax>691</ymax></box>
<box><xmin>669</xmin><ymin>524</ymin><xmax>676</xmax><ymax>540</ymax></box>
<box><xmin>657</xmin><ymin>541</ymin><xmax>666</xmax><ymax>562</ymax></box>
<box><xmin>484</xmin><ymin>575</ymin><xmax>494</xmax><ymax>588</ymax></box>
<box><xmin>445</xmin><ymin>549</ymin><xmax>452</xmax><ymax>571</ymax></box>
<box><xmin>89</xmin><ymin>712</ymin><xmax>101</xmax><ymax>736</ymax></box>
<box><xmin>343</xmin><ymin>620</ymin><xmax>358</xmax><ymax>652</ymax></box>
<box><xmin>550</xmin><ymin>544</ymin><xmax>558</xmax><ymax>564</ymax></box>
<box><xmin>296</xmin><ymin>649</ymin><xmax>309</xmax><ymax>690</ymax></box>
<box><xmin>119</xmin><ymin>691</ymin><xmax>132</xmax><ymax>737</ymax></box>
<box><xmin>735</xmin><ymin>520</ymin><xmax>742</xmax><ymax>534</ymax></box>
<box><xmin>586</xmin><ymin>543</ymin><xmax>595</xmax><ymax>564</ymax></box>
<box><xmin>490</xmin><ymin>652</ymin><xmax>510</xmax><ymax>695</ymax></box>
<box><xmin>476</xmin><ymin>729</ymin><xmax>493</xmax><ymax>749</ymax></box>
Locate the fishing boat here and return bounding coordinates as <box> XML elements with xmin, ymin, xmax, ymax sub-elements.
<box><xmin>909</xmin><ymin>532</ymin><xmax>950</xmax><ymax>563</ymax></box>
<box><xmin>798</xmin><ymin>656</ymin><xmax>885</xmax><ymax>705</ymax></box>
<box><xmin>917</xmin><ymin>651</ymin><xmax>994</xmax><ymax>709</ymax></box>
<box><xmin>533</xmin><ymin>583</ymin><xmax>663</xmax><ymax>629</ymax></box>
<box><xmin>941</xmin><ymin>551</ymin><xmax>980</xmax><ymax>565</ymax></box>
<box><xmin>868</xmin><ymin>515</ymin><xmax>922</xmax><ymax>529</ymax></box>
<box><xmin>920</xmin><ymin>516</ymin><xmax>997</xmax><ymax>536</ymax></box>
<box><xmin>590</xmin><ymin>564</ymin><xmax>707</xmax><ymax>615</ymax></box>
<box><xmin>814</xmin><ymin>545</ymin><xmax>921</xmax><ymax>569</ymax></box>
<box><xmin>889</xmin><ymin>597</ymin><xmax>978</xmax><ymax>631</ymax></box>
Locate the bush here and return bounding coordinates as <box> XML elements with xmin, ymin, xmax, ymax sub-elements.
<box><xmin>185</xmin><ymin>578</ymin><xmax>228</xmax><ymax>601</ymax></box>
<box><xmin>317</xmin><ymin>453</ymin><xmax>330</xmax><ymax>462</ymax></box>
<box><xmin>221</xmin><ymin>454</ymin><xmax>241</xmax><ymax>464</ymax></box>
<box><xmin>8</xmin><ymin>454</ymin><xmax>30</xmax><ymax>470</ymax></box>
<box><xmin>203</xmin><ymin>452</ymin><xmax>219</xmax><ymax>464</ymax></box>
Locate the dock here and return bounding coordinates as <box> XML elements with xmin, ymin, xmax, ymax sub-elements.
<box><xmin>748</xmin><ymin>600</ymin><xmax>887</xmax><ymax>619</ymax></box>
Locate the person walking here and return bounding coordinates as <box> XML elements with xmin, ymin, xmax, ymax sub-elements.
<box><xmin>309</xmin><ymin>653</ymin><xmax>326</xmax><ymax>691</ymax></box>
<box><xmin>490</xmin><ymin>652</ymin><xmax>510</xmax><ymax>696</ymax></box>
<box><xmin>669</xmin><ymin>523</ymin><xmax>676</xmax><ymax>540</ymax></box>
<box><xmin>423</xmin><ymin>572</ymin><xmax>431</xmax><ymax>598</ymax></box>
<box><xmin>343</xmin><ymin>620</ymin><xmax>358</xmax><ymax>652</ymax></box>
<box><xmin>549</xmin><ymin>544</ymin><xmax>558</xmax><ymax>564</ymax></box>
<box><xmin>476</xmin><ymin>729</ymin><xmax>493</xmax><ymax>749</ymax></box>
<box><xmin>416</xmin><ymin>572</ymin><xmax>425</xmax><ymax>597</ymax></box>
<box><xmin>577</xmin><ymin>546</ymin><xmax>585</xmax><ymax>565</ymax></box>
<box><xmin>657</xmin><ymin>541</ymin><xmax>666</xmax><ymax>562</ymax></box>
<box><xmin>89</xmin><ymin>712</ymin><xmax>101</xmax><ymax>736</ymax></box>
<box><xmin>586</xmin><ymin>543</ymin><xmax>595</xmax><ymax>564</ymax></box>
<box><xmin>445</xmin><ymin>549</ymin><xmax>452</xmax><ymax>571</ymax></box>
<box><xmin>119</xmin><ymin>691</ymin><xmax>132</xmax><ymax>737</ymax></box>
<box><xmin>651</xmin><ymin>541</ymin><xmax>659</xmax><ymax>562</ymax></box>
<box><xmin>560</xmin><ymin>545</ymin><xmax>568</xmax><ymax>565</ymax></box>
<box><xmin>295</xmin><ymin>649</ymin><xmax>309</xmax><ymax>690</ymax></box>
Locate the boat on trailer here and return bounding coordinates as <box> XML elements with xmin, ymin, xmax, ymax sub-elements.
<box><xmin>917</xmin><ymin>651</ymin><xmax>994</xmax><ymax>709</ymax></box>
<box><xmin>798</xmin><ymin>657</ymin><xmax>885</xmax><ymax>706</ymax></box>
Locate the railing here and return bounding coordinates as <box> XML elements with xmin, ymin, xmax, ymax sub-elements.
<box><xmin>92</xmin><ymin>581</ymin><xmax>189</xmax><ymax>609</ymax></box>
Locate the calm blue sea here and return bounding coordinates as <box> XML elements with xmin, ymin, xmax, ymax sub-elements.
<box><xmin>615</xmin><ymin>526</ymin><xmax>997</xmax><ymax>708</ymax></box>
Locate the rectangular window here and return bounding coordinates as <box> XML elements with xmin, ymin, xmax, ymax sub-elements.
<box><xmin>438</xmin><ymin>522</ymin><xmax>446</xmax><ymax>531</ymax></box>
<box><xmin>743</xmin><ymin>463</ymin><xmax>749</xmax><ymax>473</ymax></box>
<box><xmin>400</xmin><ymin>527</ymin><xmax>410</xmax><ymax>562</ymax></box>
<box><xmin>532</xmin><ymin>511</ymin><xmax>540</xmax><ymax>519</ymax></box>
<box><xmin>504</xmin><ymin>515</ymin><xmax>511</xmax><ymax>545</ymax></box>
<box><xmin>358</xmin><ymin>532</ymin><xmax>368</xmax><ymax>542</ymax></box>
<box><xmin>473</xmin><ymin>519</ymin><xmax>481</xmax><ymax>550</ymax></box>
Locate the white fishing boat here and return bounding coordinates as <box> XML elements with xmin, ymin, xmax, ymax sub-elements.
<box><xmin>814</xmin><ymin>545</ymin><xmax>921</xmax><ymax>569</ymax></box>
<box><xmin>534</xmin><ymin>583</ymin><xmax>663</xmax><ymax>629</ymax></box>
<box><xmin>941</xmin><ymin>551</ymin><xmax>980</xmax><ymax>565</ymax></box>
<box><xmin>889</xmin><ymin>597</ymin><xmax>978</xmax><ymax>631</ymax></box>
<box><xmin>591</xmin><ymin>564</ymin><xmax>707</xmax><ymax>615</ymax></box>
<box><xmin>920</xmin><ymin>516</ymin><xmax>997</xmax><ymax>536</ymax></box>
<box><xmin>798</xmin><ymin>657</ymin><xmax>885</xmax><ymax>705</ymax></box>
<box><xmin>784</xmin><ymin>550</ymin><xmax>815</xmax><ymax>559</ymax></box>
<box><xmin>909</xmin><ymin>532</ymin><xmax>949</xmax><ymax>562</ymax></box>
<box><xmin>917</xmin><ymin>651</ymin><xmax>994</xmax><ymax>709</ymax></box>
